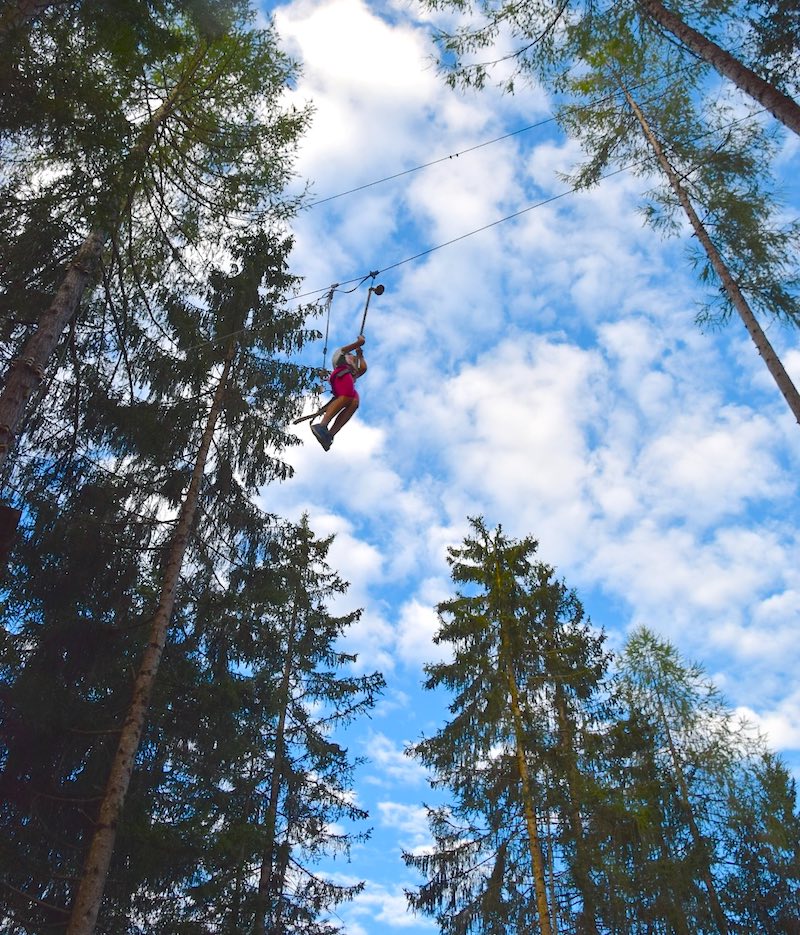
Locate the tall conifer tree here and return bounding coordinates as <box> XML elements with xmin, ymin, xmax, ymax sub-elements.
<box><xmin>420</xmin><ymin>0</ymin><xmax>800</xmax><ymax>134</ymax></box>
<box><xmin>616</xmin><ymin>627</ymin><xmax>800</xmax><ymax>932</ymax></box>
<box><xmin>418</xmin><ymin>0</ymin><xmax>800</xmax><ymax>426</ymax></box>
<box><xmin>554</xmin><ymin>38</ymin><xmax>800</xmax><ymax>422</ymax></box>
<box><xmin>0</xmin><ymin>5</ymin><xmax>309</xmax><ymax>472</ymax></box>
<box><xmin>77</xmin><ymin>517</ymin><xmax>386</xmax><ymax>934</ymax></box>
<box><xmin>406</xmin><ymin>519</ymin><xmax>612</xmax><ymax>934</ymax></box>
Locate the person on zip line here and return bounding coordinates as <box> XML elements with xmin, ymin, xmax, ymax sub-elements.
<box><xmin>311</xmin><ymin>335</ymin><xmax>367</xmax><ymax>451</ymax></box>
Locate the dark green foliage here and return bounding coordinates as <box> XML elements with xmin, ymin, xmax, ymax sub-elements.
<box><xmin>420</xmin><ymin>0</ymin><xmax>800</xmax><ymax>338</ymax></box>
<box><xmin>0</xmin><ymin>1</ymin><xmax>311</xmax><ymax>438</ymax></box>
<box><xmin>0</xmin><ymin>179</ymin><xmax>382</xmax><ymax>929</ymax></box>
<box><xmin>93</xmin><ymin>518</ymin><xmax>384</xmax><ymax>934</ymax></box>
<box><xmin>746</xmin><ymin>0</ymin><xmax>800</xmax><ymax>95</ymax></box>
<box><xmin>406</xmin><ymin>525</ymin><xmax>800</xmax><ymax>934</ymax></box>
<box><xmin>0</xmin><ymin>231</ymin><xmax>378</xmax><ymax>929</ymax></box>
<box><xmin>0</xmin><ymin>4</ymin><xmax>378</xmax><ymax>924</ymax></box>
<box><xmin>615</xmin><ymin>627</ymin><xmax>800</xmax><ymax>933</ymax></box>
<box><xmin>721</xmin><ymin>753</ymin><xmax>800</xmax><ymax>932</ymax></box>
<box><xmin>0</xmin><ymin>472</ymin><xmax>157</xmax><ymax>930</ymax></box>
<box><xmin>405</xmin><ymin>518</ymin><xmax>613</xmax><ymax>934</ymax></box>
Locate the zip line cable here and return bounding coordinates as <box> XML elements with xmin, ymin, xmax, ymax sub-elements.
<box><xmin>301</xmin><ymin>59</ymin><xmax>704</xmax><ymax>209</ymax></box>
<box><xmin>183</xmin><ymin>103</ymin><xmax>769</xmax><ymax>357</ymax></box>
<box><xmin>305</xmin><ymin>118</ymin><xmax>558</xmax><ymax>207</ymax></box>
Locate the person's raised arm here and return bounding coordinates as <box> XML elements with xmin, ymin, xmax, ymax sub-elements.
<box><xmin>341</xmin><ymin>335</ymin><xmax>365</xmax><ymax>354</ymax></box>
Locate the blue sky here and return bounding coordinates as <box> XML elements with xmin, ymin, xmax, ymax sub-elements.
<box><xmin>257</xmin><ymin>1</ymin><xmax>800</xmax><ymax>930</ymax></box>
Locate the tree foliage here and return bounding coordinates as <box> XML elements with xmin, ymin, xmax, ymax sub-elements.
<box><xmin>405</xmin><ymin>518</ymin><xmax>612</xmax><ymax>934</ymax></box>
<box><xmin>0</xmin><ymin>4</ymin><xmax>385</xmax><ymax>933</ymax></box>
<box><xmin>406</xmin><ymin>525</ymin><xmax>800</xmax><ymax>934</ymax></box>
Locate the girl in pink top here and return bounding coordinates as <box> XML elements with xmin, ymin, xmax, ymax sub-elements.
<box><xmin>311</xmin><ymin>336</ymin><xmax>367</xmax><ymax>450</ymax></box>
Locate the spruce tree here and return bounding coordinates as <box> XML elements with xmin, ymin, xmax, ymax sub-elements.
<box><xmin>620</xmin><ymin>628</ymin><xmax>797</xmax><ymax>932</ymax></box>
<box><xmin>406</xmin><ymin>519</ymin><xmax>613</xmax><ymax>934</ymax></box>
<box><xmin>0</xmin><ymin>224</ymin><xmax>320</xmax><ymax>932</ymax></box>
<box><xmin>64</xmin><ymin>227</ymin><xmax>317</xmax><ymax>935</ymax></box>
<box><xmin>0</xmin><ymin>6</ymin><xmax>309</xmax><ymax>471</ymax></box>
<box><xmin>82</xmin><ymin>517</ymin><xmax>385</xmax><ymax>934</ymax></box>
<box><xmin>720</xmin><ymin>752</ymin><xmax>800</xmax><ymax>932</ymax></box>
<box><xmin>0</xmin><ymin>470</ymin><xmax>159</xmax><ymax>932</ymax></box>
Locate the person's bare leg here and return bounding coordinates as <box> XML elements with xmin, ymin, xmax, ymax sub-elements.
<box><xmin>329</xmin><ymin>398</ymin><xmax>358</xmax><ymax>436</ymax></box>
<box><xmin>318</xmin><ymin>396</ymin><xmax>348</xmax><ymax>431</ymax></box>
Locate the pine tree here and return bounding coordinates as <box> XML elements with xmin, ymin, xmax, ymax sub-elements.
<box><xmin>0</xmin><ymin>0</ymin><xmax>242</xmax><ymax>39</ymax></box>
<box><xmin>638</xmin><ymin>0</ymin><xmax>800</xmax><ymax>135</ymax></box>
<box><xmin>618</xmin><ymin>627</ymin><xmax>743</xmax><ymax>934</ymax></box>
<box><xmin>406</xmin><ymin>519</ymin><xmax>613</xmax><ymax>934</ymax></box>
<box><xmin>581</xmin><ymin>701</ymin><xmax>699</xmax><ymax>933</ymax></box>
<box><xmin>746</xmin><ymin>0</ymin><xmax>799</xmax><ymax>97</ymax></box>
<box><xmin>0</xmin><ymin>470</ymin><xmax>160</xmax><ymax>932</ymax></box>
<box><xmin>0</xmin><ymin>7</ymin><xmax>310</xmax><ymax>471</ymax></box>
<box><xmin>421</xmin><ymin>0</ymin><xmax>800</xmax><ymax>134</ymax></box>
<box><xmin>251</xmin><ymin>519</ymin><xmax>385</xmax><ymax>935</ymax></box>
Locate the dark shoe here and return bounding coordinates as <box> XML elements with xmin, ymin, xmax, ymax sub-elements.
<box><xmin>311</xmin><ymin>424</ymin><xmax>331</xmax><ymax>450</ymax></box>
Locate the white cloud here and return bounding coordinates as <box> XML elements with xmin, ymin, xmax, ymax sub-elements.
<box><xmin>345</xmin><ymin>881</ymin><xmax>437</xmax><ymax>929</ymax></box>
<box><xmin>257</xmin><ymin>2</ymin><xmax>800</xmax><ymax>930</ymax></box>
<box><xmin>377</xmin><ymin>801</ymin><xmax>432</xmax><ymax>848</ymax></box>
<box><xmin>362</xmin><ymin>732</ymin><xmax>428</xmax><ymax>787</ymax></box>
<box><xmin>394</xmin><ymin>599</ymin><xmax>447</xmax><ymax>667</ymax></box>
<box><xmin>737</xmin><ymin>691</ymin><xmax>800</xmax><ymax>756</ymax></box>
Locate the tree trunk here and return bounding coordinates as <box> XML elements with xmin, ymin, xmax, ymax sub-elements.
<box><xmin>495</xmin><ymin>565</ymin><xmax>553</xmax><ymax>935</ymax></box>
<box><xmin>623</xmin><ymin>85</ymin><xmax>800</xmax><ymax>426</ymax></box>
<box><xmin>546</xmin><ymin>812</ymin><xmax>558</xmax><ymax>935</ymax></box>
<box><xmin>655</xmin><ymin>820</ymin><xmax>693</xmax><ymax>935</ymax></box>
<box><xmin>639</xmin><ymin>0</ymin><xmax>800</xmax><ymax>137</ymax></box>
<box><xmin>255</xmin><ymin>554</ymin><xmax>305</xmax><ymax>935</ymax></box>
<box><xmin>65</xmin><ymin>344</ymin><xmax>235</xmax><ymax>935</ymax></box>
<box><xmin>0</xmin><ymin>231</ymin><xmax>105</xmax><ymax>465</ymax></box>
<box><xmin>655</xmin><ymin>692</ymin><xmax>730</xmax><ymax>935</ymax></box>
<box><xmin>553</xmin><ymin>686</ymin><xmax>600</xmax><ymax>935</ymax></box>
<box><xmin>0</xmin><ymin>39</ymin><xmax>210</xmax><ymax>472</ymax></box>
<box><xmin>505</xmin><ymin>662</ymin><xmax>553</xmax><ymax>935</ymax></box>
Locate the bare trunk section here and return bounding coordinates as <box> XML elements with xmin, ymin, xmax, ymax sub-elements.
<box><xmin>0</xmin><ymin>40</ymin><xmax>210</xmax><ymax>473</ymax></box>
<box><xmin>655</xmin><ymin>692</ymin><xmax>730</xmax><ymax>935</ymax></box>
<box><xmin>623</xmin><ymin>85</ymin><xmax>800</xmax><ymax>426</ymax></box>
<box><xmin>505</xmin><ymin>656</ymin><xmax>553</xmax><ymax>935</ymax></box>
<box><xmin>65</xmin><ymin>344</ymin><xmax>235</xmax><ymax>935</ymax></box>
<box><xmin>552</xmin><ymin>686</ymin><xmax>600</xmax><ymax>935</ymax></box>
<box><xmin>495</xmin><ymin>565</ymin><xmax>553</xmax><ymax>935</ymax></box>
<box><xmin>546</xmin><ymin>814</ymin><xmax>558</xmax><ymax>935</ymax></box>
<box><xmin>255</xmin><ymin>555</ymin><xmax>305</xmax><ymax>935</ymax></box>
<box><xmin>655</xmin><ymin>822</ymin><xmax>693</xmax><ymax>935</ymax></box>
<box><xmin>639</xmin><ymin>0</ymin><xmax>800</xmax><ymax>137</ymax></box>
<box><xmin>0</xmin><ymin>231</ymin><xmax>104</xmax><ymax>463</ymax></box>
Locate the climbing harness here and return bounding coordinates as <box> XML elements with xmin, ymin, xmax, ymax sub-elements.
<box><xmin>293</xmin><ymin>276</ymin><xmax>385</xmax><ymax>427</ymax></box>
